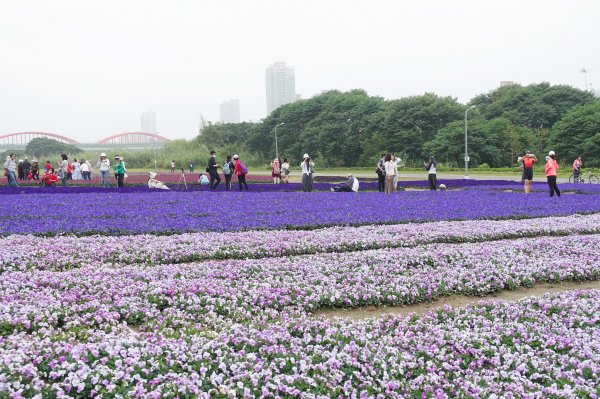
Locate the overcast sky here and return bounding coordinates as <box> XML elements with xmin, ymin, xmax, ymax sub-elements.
<box><xmin>1</xmin><ymin>0</ymin><xmax>599</xmax><ymax>142</ymax></box>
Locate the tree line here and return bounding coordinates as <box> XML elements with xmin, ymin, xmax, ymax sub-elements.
<box><xmin>198</xmin><ymin>83</ymin><xmax>599</xmax><ymax>167</ymax></box>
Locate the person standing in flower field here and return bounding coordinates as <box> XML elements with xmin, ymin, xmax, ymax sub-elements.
<box><xmin>521</xmin><ymin>150</ymin><xmax>537</xmax><ymax>194</ymax></box>
<box><xmin>30</xmin><ymin>160</ymin><xmax>40</xmax><ymax>180</ymax></box>
<box><xmin>281</xmin><ymin>158</ymin><xmax>290</xmax><ymax>183</ymax></box>
<box><xmin>188</xmin><ymin>160</ymin><xmax>194</xmax><ymax>173</ymax></box>
<box><xmin>207</xmin><ymin>151</ymin><xmax>221</xmax><ymax>190</ymax></box>
<box><xmin>271</xmin><ymin>157</ymin><xmax>281</xmax><ymax>184</ymax></box>
<box><xmin>424</xmin><ymin>156</ymin><xmax>437</xmax><ymax>191</ymax></box>
<box><xmin>384</xmin><ymin>153</ymin><xmax>397</xmax><ymax>194</ymax></box>
<box><xmin>233</xmin><ymin>154</ymin><xmax>249</xmax><ymax>191</ymax></box>
<box><xmin>545</xmin><ymin>151</ymin><xmax>561</xmax><ymax>198</ymax></box>
<box><xmin>376</xmin><ymin>153</ymin><xmax>386</xmax><ymax>192</ymax></box>
<box><xmin>3</xmin><ymin>154</ymin><xmax>18</xmax><ymax>187</ymax></box>
<box><xmin>113</xmin><ymin>156</ymin><xmax>126</xmax><ymax>187</ymax></box>
<box><xmin>96</xmin><ymin>153</ymin><xmax>110</xmax><ymax>188</ymax></box>
<box><xmin>59</xmin><ymin>154</ymin><xmax>69</xmax><ymax>187</ymax></box>
<box><xmin>171</xmin><ymin>160</ymin><xmax>176</xmax><ymax>173</ymax></box>
<box><xmin>300</xmin><ymin>154</ymin><xmax>314</xmax><ymax>192</ymax></box>
<box><xmin>222</xmin><ymin>155</ymin><xmax>235</xmax><ymax>191</ymax></box>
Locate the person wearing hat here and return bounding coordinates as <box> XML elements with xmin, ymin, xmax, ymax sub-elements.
<box><xmin>113</xmin><ymin>156</ymin><xmax>126</xmax><ymax>187</ymax></box>
<box><xmin>545</xmin><ymin>151</ymin><xmax>561</xmax><ymax>197</ymax></box>
<box><xmin>148</xmin><ymin>172</ymin><xmax>169</xmax><ymax>190</ymax></box>
<box><xmin>521</xmin><ymin>150</ymin><xmax>537</xmax><ymax>194</ymax></box>
<box><xmin>330</xmin><ymin>174</ymin><xmax>359</xmax><ymax>192</ymax></box>
<box><xmin>96</xmin><ymin>153</ymin><xmax>111</xmax><ymax>188</ymax></box>
<box><xmin>232</xmin><ymin>154</ymin><xmax>248</xmax><ymax>190</ymax></box>
<box><xmin>300</xmin><ymin>154</ymin><xmax>314</xmax><ymax>192</ymax></box>
<box><xmin>3</xmin><ymin>154</ymin><xmax>18</xmax><ymax>187</ymax></box>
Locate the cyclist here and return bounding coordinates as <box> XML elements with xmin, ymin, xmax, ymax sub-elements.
<box><xmin>572</xmin><ymin>155</ymin><xmax>582</xmax><ymax>183</ymax></box>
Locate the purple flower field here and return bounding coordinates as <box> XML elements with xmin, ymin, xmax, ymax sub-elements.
<box><xmin>1</xmin><ymin>182</ymin><xmax>600</xmax><ymax>235</ymax></box>
<box><xmin>1</xmin><ymin>179</ymin><xmax>599</xmax><ymax>397</ymax></box>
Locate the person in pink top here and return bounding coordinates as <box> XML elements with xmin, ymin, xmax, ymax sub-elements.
<box><xmin>545</xmin><ymin>151</ymin><xmax>560</xmax><ymax>197</ymax></box>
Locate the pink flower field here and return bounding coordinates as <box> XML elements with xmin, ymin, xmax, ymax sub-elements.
<box><xmin>0</xmin><ymin>181</ymin><xmax>599</xmax><ymax>398</ymax></box>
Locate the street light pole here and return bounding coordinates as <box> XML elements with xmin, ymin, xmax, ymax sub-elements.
<box><xmin>274</xmin><ymin>122</ymin><xmax>284</xmax><ymax>159</ymax></box>
<box><xmin>464</xmin><ymin>105</ymin><xmax>476</xmax><ymax>179</ymax></box>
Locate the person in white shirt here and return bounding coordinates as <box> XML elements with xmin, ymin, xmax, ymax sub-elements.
<box><xmin>383</xmin><ymin>153</ymin><xmax>397</xmax><ymax>194</ymax></box>
<box><xmin>281</xmin><ymin>158</ymin><xmax>290</xmax><ymax>183</ymax></box>
<box><xmin>148</xmin><ymin>172</ymin><xmax>169</xmax><ymax>190</ymax></box>
<box><xmin>80</xmin><ymin>160</ymin><xmax>90</xmax><ymax>180</ymax></box>
<box><xmin>331</xmin><ymin>174</ymin><xmax>359</xmax><ymax>192</ymax></box>
<box><xmin>424</xmin><ymin>156</ymin><xmax>437</xmax><ymax>191</ymax></box>
<box><xmin>393</xmin><ymin>154</ymin><xmax>402</xmax><ymax>189</ymax></box>
<box><xmin>300</xmin><ymin>154</ymin><xmax>314</xmax><ymax>192</ymax></box>
<box><xmin>3</xmin><ymin>154</ymin><xmax>18</xmax><ymax>187</ymax></box>
<box><xmin>96</xmin><ymin>153</ymin><xmax>110</xmax><ymax>188</ymax></box>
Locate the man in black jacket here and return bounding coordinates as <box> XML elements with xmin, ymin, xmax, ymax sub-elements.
<box><xmin>207</xmin><ymin>151</ymin><xmax>221</xmax><ymax>190</ymax></box>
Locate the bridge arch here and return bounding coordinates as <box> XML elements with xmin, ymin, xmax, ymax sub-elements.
<box><xmin>97</xmin><ymin>132</ymin><xmax>171</xmax><ymax>145</ymax></box>
<box><xmin>0</xmin><ymin>132</ymin><xmax>79</xmax><ymax>146</ymax></box>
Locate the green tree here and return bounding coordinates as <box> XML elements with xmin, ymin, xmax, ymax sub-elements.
<box><xmin>25</xmin><ymin>137</ymin><xmax>82</xmax><ymax>158</ymax></box>
<box><xmin>381</xmin><ymin>93</ymin><xmax>464</xmax><ymax>162</ymax></box>
<box><xmin>424</xmin><ymin>116</ymin><xmax>504</xmax><ymax>167</ymax></box>
<box><xmin>550</xmin><ymin>101</ymin><xmax>600</xmax><ymax>166</ymax></box>
<box><xmin>471</xmin><ymin>82</ymin><xmax>594</xmax><ymax>129</ymax></box>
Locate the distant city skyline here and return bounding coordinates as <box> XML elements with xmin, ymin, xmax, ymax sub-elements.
<box><xmin>220</xmin><ymin>99</ymin><xmax>240</xmax><ymax>123</ymax></box>
<box><xmin>266</xmin><ymin>62</ymin><xmax>297</xmax><ymax>115</ymax></box>
<box><xmin>140</xmin><ymin>110</ymin><xmax>157</xmax><ymax>134</ymax></box>
<box><xmin>1</xmin><ymin>1</ymin><xmax>598</xmax><ymax>142</ymax></box>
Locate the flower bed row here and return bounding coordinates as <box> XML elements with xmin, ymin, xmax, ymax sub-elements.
<box><xmin>2</xmin><ymin>233</ymin><xmax>599</xmax><ymax>336</ymax></box>
<box><xmin>1</xmin><ymin>290</ymin><xmax>598</xmax><ymax>397</ymax></box>
<box><xmin>4</xmin><ymin>213</ymin><xmax>600</xmax><ymax>272</ymax></box>
<box><xmin>2</xmin><ymin>188</ymin><xmax>600</xmax><ymax>236</ymax></box>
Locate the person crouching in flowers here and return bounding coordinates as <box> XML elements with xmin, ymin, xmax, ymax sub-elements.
<box><xmin>545</xmin><ymin>151</ymin><xmax>561</xmax><ymax>197</ymax></box>
<box><xmin>148</xmin><ymin>172</ymin><xmax>169</xmax><ymax>190</ymax></box>
<box><xmin>41</xmin><ymin>168</ymin><xmax>59</xmax><ymax>187</ymax></box>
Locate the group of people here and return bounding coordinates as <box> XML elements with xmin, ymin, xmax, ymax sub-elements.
<box><xmin>270</xmin><ymin>157</ymin><xmax>290</xmax><ymax>184</ymax></box>
<box><xmin>518</xmin><ymin>150</ymin><xmax>562</xmax><ymax>197</ymax></box>
<box><xmin>376</xmin><ymin>153</ymin><xmax>413</xmax><ymax>193</ymax></box>
<box><xmin>196</xmin><ymin>151</ymin><xmax>249</xmax><ymax>191</ymax></box>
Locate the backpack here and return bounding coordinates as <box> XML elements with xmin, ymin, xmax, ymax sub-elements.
<box><xmin>222</xmin><ymin>162</ymin><xmax>231</xmax><ymax>175</ymax></box>
<box><xmin>239</xmin><ymin>162</ymin><xmax>248</xmax><ymax>175</ymax></box>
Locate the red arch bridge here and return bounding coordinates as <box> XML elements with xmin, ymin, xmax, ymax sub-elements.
<box><xmin>0</xmin><ymin>132</ymin><xmax>171</xmax><ymax>147</ymax></box>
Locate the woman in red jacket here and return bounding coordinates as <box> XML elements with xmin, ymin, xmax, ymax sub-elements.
<box><xmin>545</xmin><ymin>151</ymin><xmax>560</xmax><ymax>197</ymax></box>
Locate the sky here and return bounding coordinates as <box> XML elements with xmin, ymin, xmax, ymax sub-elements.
<box><xmin>1</xmin><ymin>0</ymin><xmax>599</xmax><ymax>142</ymax></box>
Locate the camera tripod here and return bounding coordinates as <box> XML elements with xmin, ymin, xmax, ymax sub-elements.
<box><xmin>176</xmin><ymin>168</ymin><xmax>188</xmax><ymax>190</ymax></box>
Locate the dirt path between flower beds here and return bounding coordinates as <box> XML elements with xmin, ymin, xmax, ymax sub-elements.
<box><xmin>314</xmin><ymin>280</ymin><xmax>600</xmax><ymax>321</ymax></box>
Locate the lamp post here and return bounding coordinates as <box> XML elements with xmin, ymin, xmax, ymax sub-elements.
<box><xmin>274</xmin><ymin>122</ymin><xmax>284</xmax><ymax>159</ymax></box>
<box><xmin>464</xmin><ymin>105</ymin><xmax>476</xmax><ymax>179</ymax></box>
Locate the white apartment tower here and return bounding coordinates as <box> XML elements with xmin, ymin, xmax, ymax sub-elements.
<box><xmin>141</xmin><ymin>110</ymin><xmax>157</xmax><ymax>133</ymax></box>
<box><xmin>266</xmin><ymin>62</ymin><xmax>296</xmax><ymax>115</ymax></box>
<box><xmin>220</xmin><ymin>99</ymin><xmax>241</xmax><ymax>123</ymax></box>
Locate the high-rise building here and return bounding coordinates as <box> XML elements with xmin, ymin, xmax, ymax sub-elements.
<box><xmin>500</xmin><ymin>81</ymin><xmax>515</xmax><ymax>87</ymax></box>
<box><xmin>220</xmin><ymin>99</ymin><xmax>241</xmax><ymax>123</ymax></box>
<box><xmin>141</xmin><ymin>110</ymin><xmax>157</xmax><ymax>133</ymax></box>
<box><xmin>266</xmin><ymin>62</ymin><xmax>296</xmax><ymax>115</ymax></box>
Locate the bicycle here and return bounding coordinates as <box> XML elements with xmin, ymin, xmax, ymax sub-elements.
<box><xmin>569</xmin><ymin>170</ymin><xmax>599</xmax><ymax>184</ymax></box>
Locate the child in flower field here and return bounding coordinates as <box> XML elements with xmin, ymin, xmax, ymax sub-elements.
<box><xmin>41</xmin><ymin>168</ymin><xmax>59</xmax><ymax>187</ymax></box>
